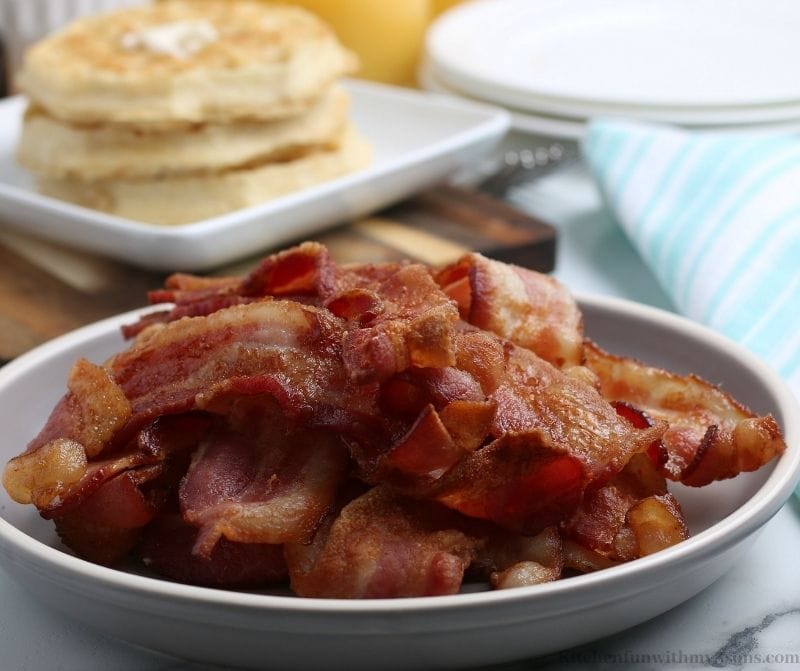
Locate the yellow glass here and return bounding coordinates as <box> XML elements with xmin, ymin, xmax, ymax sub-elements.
<box><xmin>431</xmin><ymin>0</ymin><xmax>464</xmax><ymax>17</ymax></box>
<box><xmin>281</xmin><ymin>0</ymin><xmax>432</xmax><ymax>86</ymax></box>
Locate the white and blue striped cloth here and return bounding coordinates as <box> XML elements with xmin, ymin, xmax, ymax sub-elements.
<box><xmin>583</xmin><ymin>120</ymin><xmax>800</xmax><ymax>497</ymax></box>
<box><xmin>583</xmin><ymin>120</ymin><xmax>800</xmax><ymax>402</ymax></box>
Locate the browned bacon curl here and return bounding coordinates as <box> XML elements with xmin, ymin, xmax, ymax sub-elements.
<box><xmin>584</xmin><ymin>341</ymin><xmax>786</xmax><ymax>487</ymax></box>
<box><xmin>2</xmin><ymin>243</ymin><xmax>786</xmax><ymax>598</ymax></box>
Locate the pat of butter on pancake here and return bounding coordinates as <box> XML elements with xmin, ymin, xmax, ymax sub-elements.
<box><xmin>120</xmin><ymin>20</ymin><xmax>219</xmax><ymax>59</ymax></box>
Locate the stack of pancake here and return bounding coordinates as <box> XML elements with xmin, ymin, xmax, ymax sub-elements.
<box><xmin>15</xmin><ymin>0</ymin><xmax>371</xmax><ymax>225</ymax></box>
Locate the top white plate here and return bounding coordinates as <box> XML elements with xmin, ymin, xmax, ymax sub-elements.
<box><xmin>0</xmin><ymin>80</ymin><xmax>510</xmax><ymax>272</ymax></box>
<box><xmin>418</xmin><ymin>59</ymin><xmax>586</xmax><ymax>140</ymax></box>
<box><xmin>0</xmin><ymin>294</ymin><xmax>798</xmax><ymax>670</ymax></box>
<box><xmin>427</xmin><ymin>0</ymin><xmax>800</xmax><ymax>111</ymax></box>
<box><xmin>419</xmin><ymin>58</ymin><xmax>800</xmax><ymax>141</ymax></box>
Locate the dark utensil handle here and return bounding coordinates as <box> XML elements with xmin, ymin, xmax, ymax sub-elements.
<box><xmin>0</xmin><ymin>33</ymin><xmax>7</xmax><ymax>97</ymax></box>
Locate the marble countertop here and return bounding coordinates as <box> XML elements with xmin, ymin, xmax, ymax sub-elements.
<box><xmin>0</xmin><ymin>134</ymin><xmax>797</xmax><ymax>671</ymax></box>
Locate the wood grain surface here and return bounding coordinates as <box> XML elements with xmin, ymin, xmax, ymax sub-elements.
<box><xmin>0</xmin><ymin>184</ymin><xmax>555</xmax><ymax>362</ymax></box>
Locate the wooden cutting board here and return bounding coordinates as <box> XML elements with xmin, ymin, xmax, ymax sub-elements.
<box><xmin>0</xmin><ymin>184</ymin><xmax>555</xmax><ymax>362</ymax></box>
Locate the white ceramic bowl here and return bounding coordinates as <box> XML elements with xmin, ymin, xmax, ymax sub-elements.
<box><xmin>0</xmin><ymin>294</ymin><xmax>797</xmax><ymax>670</ymax></box>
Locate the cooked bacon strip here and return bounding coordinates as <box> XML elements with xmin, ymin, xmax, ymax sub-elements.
<box><xmin>491</xmin><ymin>562</ymin><xmax>556</xmax><ymax>589</ymax></box>
<box><xmin>611</xmin><ymin>401</ymin><xmax>669</xmax><ymax>469</ymax></box>
<box><xmin>564</xmin><ymin>481</ymin><xmax>640</xmax><ymax>554</ymax></box>
<box><xmin>489</xmin><ymin>527</ymin><xmax>564</xmax><ymax>589</ymax></box>
<box><xmin>121</xmin><ymin>296</ymin><xmax>257</xmax><ymax>339</ymax></box>
<box><xmin>559</xmin><ymin>408</ymin><xmax>689</xmax><ymax>562</ymax></box>
<box><xmin>563</xmin><ymin>451</ymin><xmax>673</xmax><ymax>560</ymax></box>
<box><xmin>432</xmin><ymin>431</ymin><xmax>588</xmax><ymax>534</ymax></box>
<box><xmin>121</xmin><ymin>242</ymin><xmax>335</xmax><ymax>338</ymax></box>
<box><xmin>123</xmin><ymin>276</ymin><xmax>246</xmax><ymax>339</ymax></box>
<box><xmin>239</xmin><ymin>241</ymin><xmax>335</xmax><ymax>298</ymax></box>
<box><xmin>490</xmin><ymin>344</ymin><xmax>666</xmax><ymax>482</ymax></box>
<box><xmin>55</xmin><ymin>519</ymin><xmax>139</xmax><ymax>566</ymax></box>
<box><xmin>338</xmin><ymin>264</ymin><xmax>459</xmax><ymax>383</ymax></box>
<box><xmin>286</xmin><ymin>486</ymin><xmax>478</xmax><ymax>599</ymax></box>
<box><xmin>377</xmin><ymin>366</ymin><xmax>487</xmax><ymax>420</ymax></box>
<box><xmin>111</xmin><ymin>301</ymin><xmax>355</xmax><ymax>430</ymax></box>
<box><xmin>436</xmin><ymin>253</ymin><xmax>583</xmax><ymax>368</ymax></box>
<box><xmin>25</xmin><ymin>358</ymin><xmax>131</xmax><ymax>458</ymax></box>
<box><xmin>323</xmin><ymin>288</ymin><xmax>383</xmax><ymax>326</ymax></box>
<box><xmin>3</xmin><ymin>438</ymin><xmax>87</xmax><ymax>508</ymax></box>
<box><xmin>5</xmin><ymin>415</ymin><xmax>207</xmax><ymax>521</ymax></box>
<box><xmin>3</xmin><ymin>242</ymin><xmax>787</xmax><ymax>597</ymax></box>
<box><xmin>53</xmin><ymin>464</ymin><xmax>161</xmax><ymax>565</ymax></box>
<box><xmin>469</xmin><ymin>525</ymin><xmax>563</xmax><ymax>589</ymax></box>
<box><xmin>452</xmin><ymin>328</ymin><xmax>508</xmax><ymax>395</ymax></box>
<box><xmin>379</xmin><ymin>329</ymin><xmax>665</xmax><ymax>498</ymax></box>
<box><xmin>151</xmin><ymin>242</ymin><xmax>335</xmax><ymax>304</ymax></box>
<box><xmin>139</xmin><ymin>513</ymin><xmax>288</xmax><ymax>587</ymax></box>
<box><xmin>177</xmin><ymin>253</ymin><xmax>461</xmax><ymax>385</ymax></box>
<box><xmin>147</xmin><ymin>278</ymin><xmax>243</xmax><ymax>310</ymax></box>
<box><xmin>562</xmin><ymin>538</ymin><xmax>620</xmax><ymax>573</ymax></box>
<box><xmin>39</xmin><ymin>447</ymin><xmax>162</xmax><ymax>518</ymax></box>
<box><xmin>439</xmin><ymin>399</ymin><xmax>497</xmax><ymax>453</ymax></box>
<box><xmin>136</xmin><ymin>413</ymin><xmax>213</xmax><ymax>460</ymax></box>
<box><xmin>126</xmin><ymin>246</ymin><xmax>460</xmax><ymax>385</ymax></box>
<box><xmin>376</xmin><ymin>400</ymin><xmax>495</xmax><ymax>486</ymax></box>
<box><xmin>120</xmin><ymin>310</ymin><xmax>171</xmax><ymax>338</ymax></box>
<box><xmin>624</xmin><ymin>494</ymin><xmax>689</xmax><ymax>557</ymax></box>
<box><xmin>378</xmin><ymin>330</ymin><xmax>664</xmax><ymax>527</ymax></box>
<box><xmin>114</xmin><ymin>300</ymin><xmax>395</xmax><ymax>487</ymax></box>
<box><xmin>560</xmin><ymin>399</ymin><xmax>690</xmax><ymax>565</ymax></box>
<box><xmin>59</xmin><ymin>465</ymin><xmax>158</xmax><ymax>529</ymax></box>
<box><xmin>380</xmin><ymin>404</ymin><xmax>463</xmax><ymax>483</ymax></box>
<box><xmin>179</xmin><ymin>419</ymin><xmax>348</xmax><ymax>558</ymax></box>
<box><xmin>375</xmin><ymin>373</ymin><xmax>495</xmax><ymax>485</ymax></box>
<box><xmin>4</xmin><ymin>432</ymin><xmax>160</xmax><ymax>519</ymax></box>
<box><xmin>406</xmin><ymin>366</ymin><xmax>485</xmax><ymax>406</ymax></box>
<box><xmin>584</xmin><ymin>341</ymin><xmax>786</xmax><ymax>486</ymax></box>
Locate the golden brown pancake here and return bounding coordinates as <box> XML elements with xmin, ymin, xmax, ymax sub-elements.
<box><xmin>36</xmin><ymin>124</ymin><xmax>372</xmax><ymax>225</ymax></box>
<box><xmin>17</xmin><ymin>86</ymin><xmax>350</xmax><ymax>180</ymax></box>
<box><xmin>17</xmin><ymin>0</ymin><xmax>358</xmax><ymax>124</ymax></box>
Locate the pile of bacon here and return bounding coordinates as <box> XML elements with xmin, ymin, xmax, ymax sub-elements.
<box><xmin>3</xmin><ymin>243</ymin><xmax>786</xmax><ymax>598</ymax></box>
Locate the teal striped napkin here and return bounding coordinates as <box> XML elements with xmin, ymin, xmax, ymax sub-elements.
<box><xmin>582</xmin><ymin>120</ymin><xmax>799</xmax><ymax>493</ymax></box>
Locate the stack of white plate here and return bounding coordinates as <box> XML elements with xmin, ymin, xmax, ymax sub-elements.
<box><xmin>421</xmin><ymin>0</ymin><xmax>800</xmax><ymax>139</ymax></box>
